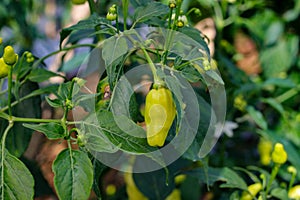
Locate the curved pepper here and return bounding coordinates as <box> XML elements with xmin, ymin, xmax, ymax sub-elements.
<box><xmin>145</xmin><ymin>87</ymin><xmax>176</xmax><ymax>147</ymax></box>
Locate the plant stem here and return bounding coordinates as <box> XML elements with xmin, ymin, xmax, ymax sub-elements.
<box><xmin>275</xmin><ymin>86</ymin><xmax>299</xmax><ymax>103</ymax></box>
<box><xmin>1</xmin><ymin>122</ymin><xmax>14</xmax><ymax>200</ymax></box>
<box><xmin>115</xmin><ymin>9</ymin><xmax>120</xmax><ymax>34</ymax></box>
<box><xmin>12</xmin><ymin>116</ymin><xmax>61</xmax><ymax>123</ymax></box>
<box><xmin>122</xmin><ymin>0</ymin><xmax>129</xmax><ymax>30</ymax></box>
<box><xmin>266</xmin><ymin>164</ymin><xmax>279</xmax><ymax>194</ymax></box>
<box><xmin>87</xmin><ymin>0</ymin><xmax>97</xmax><ymax>14</ymax></box>
<box><xmin>140</xmin><ymin>47</ymin><xmax>164</xmax><ymax>86</ymax></box>
<box><xmin>7</xmin><ymin>65</ymin><xmax>13</xmax><ymax>118</ymax></box>
<box><xmin>62</xmin><ymin>78</ymin><xmax>76</xmax><ymax>137</ymax></box>
<box><xmin>171</xmin><ymin>0</ymin><xmax>182</xmax><ymax>30</ymax></box>
<box><xmin>168</xmin><ymin>7</ymin><xmax>173</xmax><ymax>29</ymax></box>
<box><xmin>288</xmin><ymin>171</ymin><xmax>296</xmax><ymax>191</ymax></box>
<box><xmin>32</xmin><ymin>43</ymin><xmax>97</xmax><ymax>69</ymax></box>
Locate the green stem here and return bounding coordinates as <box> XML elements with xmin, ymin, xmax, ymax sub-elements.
<box><xmin>1</xmin><ymin>83</ymin><xmax>56</xmax><ymax>112</ymax></box>
<box><xmin>171</xmin><ymin>0</ymin><xmax>182</xmax><ymax>30</ymax></box>
<box><xmin>0</xmin><ymin>88</ymin><xmax>8</xmax><ymax>96</ymax></box>
<box><xmin>1</xmin><ymin>122</ymin><xmax>14</xmax><ymax>200</ymax></box>
<box><xmin>33</xmin><ymin>43</ymin><xmax>97</xmax><ymax>69</ymax></box>
<box><xmin>288</xmin><ymin>172</ymin><xmax>296</xmax><ymax>191</ymax></box>
<box><xmin>275</xmin><ymin>86</ymin><xmax>300</xmax><ymax>103</ymax></box>
<box><xmin>12</xmin><ymin>116</ymin><xmax>61</xmax><ymax>123</ymax></box>
<box><xmin>7</xmin><ymin>65</ymin><xmax>13</xmax><ymax>118</ymax></box>
<box><xmin>122</xmin><ymin>0</ymin><xmax>129</xmax><ymax>30</ymax></box>
<box><xmin>266</xmin><ymin>164</ymin><xmax>280</xmax><ymax>194</ymax></box>
<box><xmin>87</xmin><ymin>0</ymin><xmax>97</xmax><ymax>14</ymax></box>
<box><xmin>140</xmin><ymin>47</ymin><xmax>163</xmax><ymax>86</ymax></box>
<box><xmin>115</xmin><ymin>8</ymin><xmax>120</xmax><ymax>34</ymax></box>
<box><xmin>175</xmin><ymin>57</ymin><xmax>204</xmax><ymax>70</ymax></box>
<box><xmin>168</xmin><ymin>7</ymin><xmax>174</xmax><ymax>29</ymax></box>
<box><xmin>62</xmin><ymin>78</ymin><xmax>76</xmax><ymax>137</ymax></box>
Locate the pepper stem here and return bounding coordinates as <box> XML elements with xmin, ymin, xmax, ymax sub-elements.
<box><xmin>141</xmin><ymin>47</ymin><xmax>165</xmax><ymax>87</ymax></box>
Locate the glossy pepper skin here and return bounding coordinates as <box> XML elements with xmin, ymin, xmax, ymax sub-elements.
<box><xmin>145</xmin><ymin>87</ymin><xmax>176</xmax><ymax>147</ymax></box>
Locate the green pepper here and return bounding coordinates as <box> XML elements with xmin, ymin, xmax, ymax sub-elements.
<box><xmin>145</xmin><ymin>87</ymin><xmax>176</xmax><ymax>147</ymax></box>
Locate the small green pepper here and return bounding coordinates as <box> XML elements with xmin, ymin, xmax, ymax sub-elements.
<box><xmin>145</xmin><ymin>87</ymin><xmax>176</xmax><ymax>147</ymax></box>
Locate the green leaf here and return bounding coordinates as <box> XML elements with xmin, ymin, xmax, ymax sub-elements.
<box><xmin>186</xmin><ymin>167</ymin><xmax>248</xmax><ymax>190</ymax></box>
<box><xmin>53</xmin><ymin>149</ymin><xmax>93</xmax><ymax>200</ymax></box>
<box><xmin>83</xmin><ymin>115</ymin><xmax>119</xmax><ymax>153</ymax></box>
<box><xmin>7</xmin><ymin>81</ymin><xmax>41</xmax><ymax>157</ymax></box>
<box><xmin>133</xmin><ymin>2</ymin><xmax>168</xmax><ymax>23</ymax></box>
<box><xmin>270</xmin><ymin>187</ymin><xmax>289</xmax><ymax>200</ymax></box>
<box><xmin>178</xmin><ymin>26</ymin><xmax>210</xmax><ymax>56</ymax></box>
<box><xmin>205</xmin><ymin>70</ymin><xmax>225</xmax><ymax>85</ymax></box>
<box><xmin>45</xmin><ymin>96</ymin><xmax>63</xmax><ymax>108</ymax></box>
<box><xmin>82</xmin><ymin>110</ymin><xmax>166</xmax><ymax>169</ymax></box>
<box><xmin>263</xmin><ymin>78</ymin><xmax>296</xmax><ymax>88</ymax></box>
<box><xmin>165</xmin><ymin>74</ymin><xmax>185</xmax><ymax>133</ymax></box>
<box><xmin>168</xmin><ymin>27</ymin><xmax>209</xmax><ymax>61</ymax></box>
<box><xmin>102</xmin><ymin>35</ymin><xmax>128</xmax><ymax>67</ymax></box>
<box><xmin>261</xmin><ymin>36</ymin><xmax>299</xmax><ymax>78</ymax></box>
<box><xmin>60</xmin><ymin>52</ymin><xmax>89</xmax><ymax>73</ymax></box>
<box><xmin>261</xmin><ymin>98</ymin><xmax>285</xmax><ymax>115</ymax></box>
<box><xmin>0</xmin><ymin>149</ymin><xmax>34</xmax><ymax>200</ymax></box>
<box><xmin>60</xmin><ymin>14</ymin><xmax>111</xmax><ymax>48</ymax></box>
<box><xmin>27</xmin><ymin>85</ymin><xmax>59</xmax><ymax>98</ymax></box>
<box><xmin>111</xmin><ymin>75</ymin><xmax>142</xmax><ymax>122</ymax></box>
<box><xmin>56</xmin><ymin>82</ymin><xmax>73</xmax><ymax>101</ymax></box>
<box><xmin>247</xmin><ymin>106</ymin><xmax>268</xmax><ymax>130</ymax></box>
<box><xmin>27</xmin><ymin>68</ymin><xmax>62</xmax><ymax>82</ymax></box>
<box><xmin>133</xmin><ymin>167</ymin><xmax>175</xmax><ymax>200</ymax></box>
<box><xmin>179</xmin><ymin>64</ymin><xmax>202</xmax><ymax>82</ymax></box>
<box><xmin>23</xmin><ymin>122</ymin><xmax>65</xmax><ymax>139</ymax></box>
<box><xmin>264</xmin><ymin>20</ymin><xmax>284</xmax><ymax>45</ymax></box>
<box><xmin>95</xmin><ymin>110</ymin><xmax>153</xmax><ymax>153</ymax></box>
<box><xmin>183</xmin><ymin>94</ymin><xmax>211</xmax><ymax>161</ymax></box>
<box><xmin>111</xmin><ymin>76</ymin><xmax>134</xmax><ymax>118</ymax></box>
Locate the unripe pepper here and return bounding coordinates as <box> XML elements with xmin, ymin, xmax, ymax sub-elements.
<box><xmin>0</xmin><ymin>58</ymin><xmax>9</xmax><ymax>79</ymax></box>
<box><xmin>145</xmin><ymin>87</ymin><xmax>176</xmax><ymax>147</ymax></box>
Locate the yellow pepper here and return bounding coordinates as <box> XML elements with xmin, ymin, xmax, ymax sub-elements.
<box><xmin>240</xmin><ymin>183</ymin><xmax>262</xmax><ymax>200</ymax></box>
<box><xmin>124</xmin><ymin>172</ymin><xmax>148</xmax><ymax>200</ymax></box>
<box><xmin>165</xmin><ymin>189</ymin><xmax>181</xmax><ymax>200</ymax></box>
<box><xmin>0</xmin><ymin>57</ymin><xmax>9</xmax><ymax>79</ymax></box>
<box><xmin>271</xmin><ymin>143</ymin><xmax>288</xmax><ymax>165</ymax></box>
<box><xmin>3</xmin><ymin>45</ymin><xmax>18</xmax><ymax>65</ymax></box>
<box><xmin>289</xmin><ymin>185</ymin><xmax>300</xmax><ymax>199</ymax></box>
<box><xmin>257</xmin><ymin>138</ymin><xmax>272</xmax><ymax>166</ymax></box>
<box><xmin>145</xmin><ymin>87</ymin><xmax>176</xmax><ymax>147</ymax></box>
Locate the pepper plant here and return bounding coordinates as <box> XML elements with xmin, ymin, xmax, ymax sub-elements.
<box><xmin>0</xmin><ymin>0</ymin><xmax>299</xmax><ymax>200</ymax></box>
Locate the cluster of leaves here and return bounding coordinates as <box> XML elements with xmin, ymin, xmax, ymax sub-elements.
<box><xmin>0</xmin><ymin>0</ymin><xmax>299</xmax><ymax>200</ymax></box>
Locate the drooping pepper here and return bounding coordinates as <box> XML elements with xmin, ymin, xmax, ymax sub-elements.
<box><xmin>145</xmin><ymin>86</ymin><xmax>176</xmax><ymax>147</ymax></box>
